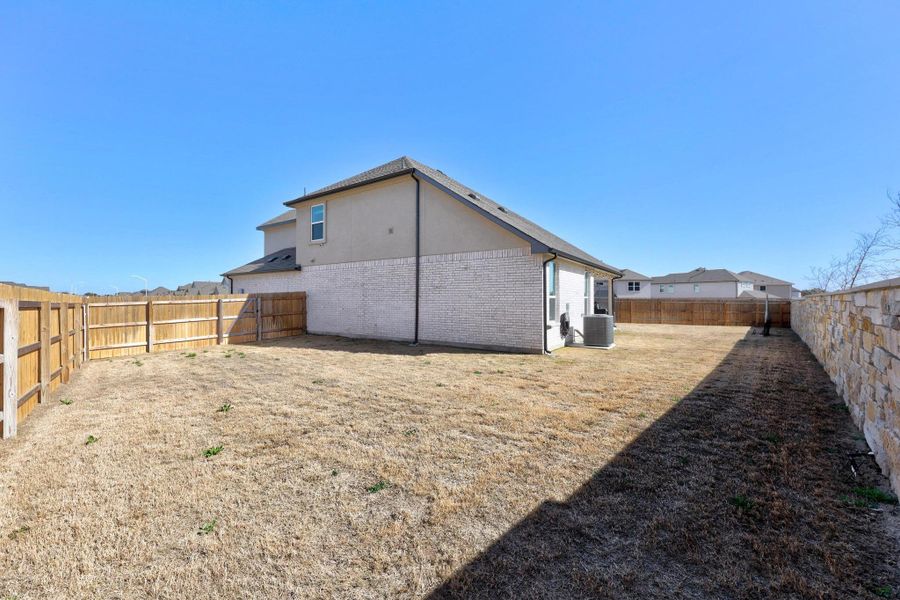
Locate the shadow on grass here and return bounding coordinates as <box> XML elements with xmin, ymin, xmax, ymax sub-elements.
<box><xmin>258</xmin><ymin>333</ymin><xmax>520</xmax><ymax>357</ymax></box>
<box><xmin>427</xmin><ymin>329</ymin><xmax>900</xmax><ymax>599</ymax></box>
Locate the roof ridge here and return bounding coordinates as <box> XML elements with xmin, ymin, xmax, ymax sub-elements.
<box><xmin>282</xmin><ymin>156</ymin><xmax>621</xmax><ymax>275</ymax></box>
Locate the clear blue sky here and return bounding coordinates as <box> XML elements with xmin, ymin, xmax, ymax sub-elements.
<box><xmin>2</xmin><ymin>1</ymin><xmax>898</xmax><ymax>293</ymax></box>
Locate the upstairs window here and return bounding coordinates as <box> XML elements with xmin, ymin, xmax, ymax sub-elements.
<box><xmin>759</xmin><ymin>285</ymin><xmax>767</xmax><ymax>291</ymax></box>
<box><xmin>627</xmin><ymin>281</ymin><xmax>640</xmax><ymax>292</ymax></box>
<box><xmin>311</xmin><ymin>203</ymin><xmax>326</xmax><ymax>242</ymax></box>
<box><xmin>693</xmin><ymin>283</ymin><xmax>700</xmax><ymax>293</ymax></box>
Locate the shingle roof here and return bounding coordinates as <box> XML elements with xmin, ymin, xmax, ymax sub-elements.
<box><xmin>284</xmin><ymin>156</ymin><xmax>620</xmax><ymax>275</ymax></box>
<box><xmin>223</xmin><ymin>248</ymin><xmax>299</xmax><ymax>277</ymax></box>
<box><xmin>739</xmin><ymin>289</ymin><xmax>772</xmax><ymax>299</ymax></box>
<box><xmin>257</xmin><ymin>209</ymin><xmax>296</xmax><ymax>230</ymax></box>
<box><xmin>652</xmin><ymin>268</ymin><xmax>748</xmax><ymax>284</ymax></box>
<box><xmin>737</xmin><ymin>270</ymin><xmax>793</xmax><ymax>286</ymax></box>
<box><xmin>619</xmin><ymin>268</ymin><xmax>650</xmax><ymax>280</ymax></box>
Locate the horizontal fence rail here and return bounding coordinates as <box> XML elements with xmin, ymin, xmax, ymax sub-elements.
<box><xmin>615</xmin><ymin>298</ymin><xmax>791</xmax><ymax>327</ymax></box>
<box><xmin>0</xmin><ymin>283</ymin><xmax>306</xmax><ymax>439</ymax></box>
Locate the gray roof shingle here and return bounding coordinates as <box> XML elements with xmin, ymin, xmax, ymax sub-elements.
<box><xmin>737</xmin><ymin>270</ymin><xmax>793</xmax><ymax>286</ymax></box>
<box><xmin>652</xmin><ymin>268</ymin><xmax>749</xmax><ymax>284</ymax></box>
<box><xmin>284</xmin><ymin>157</ymin><xmax>620</xmax><ymax>274</ymax></box>
<box><xmin>619</xmin><ymin>269</ymin><xmax>650</xmax><ymax>280</ymax></box>
<box><xmin>224</xmin><ymin>248</ymin><xmax>299</xmax><ymax>277</ymax></box>
<box><xmin>257</xmin><ymin>209</ymin><xmax>296</xmax><ymax>230</ymax></box>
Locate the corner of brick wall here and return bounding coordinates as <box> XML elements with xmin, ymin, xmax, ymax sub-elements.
<box><xmin>793</xmin><ymin>285</ymin><xmax>900</xmax><ymax>495</ymax></box>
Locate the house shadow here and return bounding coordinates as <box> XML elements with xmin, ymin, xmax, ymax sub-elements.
<box><xmin>426</xmin><ymin>329</ymin><xmax>900</xmax><ymax>599</ymax></box>
<box><xmin>256</xmin><ymin>333</ymin><xmax>533</xmax><ymax>357</ymax></box>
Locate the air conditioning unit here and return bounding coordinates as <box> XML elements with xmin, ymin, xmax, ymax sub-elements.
<box><xmin>583</xmin><ymin>314</ymin><xmax>615</xmax><ymax>348</ymax></box>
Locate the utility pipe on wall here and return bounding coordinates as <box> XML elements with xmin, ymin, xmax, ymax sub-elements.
<box><xmin>411</xmin><ymin>173</ymin><xmax>421</xmax><ymax>345</ymax></box>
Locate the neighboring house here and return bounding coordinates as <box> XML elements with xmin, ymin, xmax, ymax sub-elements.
<box><xmin>176</xmin><ymin>280</ymin><xmax>230</xmax><ymax>296</ymax></box>
<box><xmin>612</xmin><ymin>269</ymin><xmax>651</xmax><ymax>299</ymax></box>
<box><xmin>736</xmin><ymin>271</ymin><xmax>795</xmax><ymax>300</ymax></box>
<box><xmin>650</xmin><ymin>268</ymin><xmax>754</xmax><ymax>298</ymax></box>
<box><xmin>224</xmin><ymin>156</ymin><xmax>621</xmax><ymax>352</ymax></box>
<box><xmin>612</xmin><ymin>267</ymin><xmax>796</xmax><ymax>299</ymax></box>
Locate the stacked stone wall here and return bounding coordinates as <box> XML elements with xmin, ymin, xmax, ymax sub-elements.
<box><xmin>793</xmin><ymin>279</ymin><xmax>900</xmax><ymax>494</ymax></box>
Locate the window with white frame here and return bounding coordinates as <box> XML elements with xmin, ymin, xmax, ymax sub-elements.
<box><xmin>584</xmin><ymin>272</ymin><xmax>591</xmax><ymax>315</ymax></box>
<box><xmin>547</xmin><ymin>260</ymin><xmax>558</xmax><ymax>321</ymax></box>
<box><xmin>627</xmin><ymin>281</ymin><xmax>640</xmax><ymax>292</ymax></box>
<box><xmin>310</xmin><ymin>203</ymin><xmax>326</xmax><ymax>242</ymax></box>
<box><xmin>693</xmin><ymin>283</ymin><xmax>700</xmax><ymax>293</ymax></box>
<box><xmin>660</xmin><ymin>283</ymin><xmax>674</xmax><ymax>293</ymax></box>
<box><xmin>759</xmin><ymin>285</ymin><xmax>767</xmax><ymax>291</ymax></box>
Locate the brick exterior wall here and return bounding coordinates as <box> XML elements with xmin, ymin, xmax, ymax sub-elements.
<box><xmin>793</xmin><ymin>280</ymin><xmax>900</xmax><ymax>494</ymax></box>
<box><xmin>230</xmin><ymin>248</ymin><xmax>544</xmax><ymax>352</ymax></box>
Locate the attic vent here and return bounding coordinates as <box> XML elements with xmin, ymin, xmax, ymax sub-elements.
<box><xmin>467</xmin><ymin>193</ymin><xmax>478</xmax><ymax>200</ymax></box>
<box><xmin>497</xmin><ymin>205</ymin><xmax>508</xmax><ymax>213</ymax></box>
<box><xmin>283</xmin><ymin>254</ymin><xmax>292</xmax><ymax>260</ymax></box>
<box><xmin>267</xmin><ymin>256</ymin><xmax>279</xmax><ymax>263</ymax></box>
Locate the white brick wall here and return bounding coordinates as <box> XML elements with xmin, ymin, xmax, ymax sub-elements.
<box><xmin>546</xmin><ymin>259</ymin><xmax>597</xmax><ymax>350</ymax></box>
<box><xmin>419</xmin><ymin>248</ymin><xmax>543</xmax><ymax>352</ymax></box>
<box><xmin>230</xmin><ymin>248</ymin><xmax>544</xmax><ymax>352</ymax></box>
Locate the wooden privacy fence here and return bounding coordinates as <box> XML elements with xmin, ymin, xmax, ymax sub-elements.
<box><xmin>0</xmin><ymin>284</ymin><xmax>306</xmax><ymax>438</ymax></box>
<box><xmin>615</xmin><ymin>298</ymin><xmax>791</xmax><ymax>327</ymax></box>
<box><xmin>84</xmin><ymin>292</ymin><xmax>306</xmax><ymax>360</ymax></box>
<box><xmin>0</xmin><ymin>284</ymin><xmax>86</xmax><ymax>439</ymax></box>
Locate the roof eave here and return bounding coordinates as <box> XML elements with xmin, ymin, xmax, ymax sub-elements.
<box><xmin>551</xmin><ymin>249</ymin><xmax>622</xmax><ymax>277</ymax></box>
<box><xmin>256</xmin><ymin>218</ymin><xmax>296</xmax><ymax>231</ymax></box>
<box><xmin>284</xmin><ymin>168</ymin><xmax>416</xmax><ymax>206</ymax></box>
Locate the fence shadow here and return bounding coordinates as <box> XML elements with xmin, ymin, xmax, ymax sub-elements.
<box><xmin>427</xmin><ymin>329</ymin><xmax>899</xmax><ymax>599</ymax></box>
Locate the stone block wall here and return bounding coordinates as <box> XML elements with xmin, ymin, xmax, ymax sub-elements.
<box><xmin>792</xmin><ymin>279</ymin><xmax>900</xmax><ymax>494</ymax></box>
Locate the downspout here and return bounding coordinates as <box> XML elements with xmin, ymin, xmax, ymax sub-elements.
<box><xmin>411</xmin><ymin>172</ymin><xmax>421</xmax><ymax>345</ymax></box>
<box><xmin>225</xmin><ymin>275</ymin><xmax>233</xmax><ymax>294</ymax></box>
<box><xmin>542</xmin><ymin>251</ymin><xmax>557</xmax><ymax>354</ymax></box>
<box><xmin>610</xmin><ymin>272</ymin><xmax>623</xmax><ymax>318</ymax></box>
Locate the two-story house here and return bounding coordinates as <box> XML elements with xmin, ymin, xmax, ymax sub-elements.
<box><xmin>613</xmin><ymin>267</ymin><xmax>795</xmax><ymax>299</ymax></box>
<box><xmin>224</xmin><ymin>157</ymin><xmax>621</xmax><ymax>353</ymax></box>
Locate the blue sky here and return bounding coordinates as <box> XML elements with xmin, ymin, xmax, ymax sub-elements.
<box><xmin>2</xmin><ymin>1</ymin><xmax>898</xmax><ymax>293</ymax></box>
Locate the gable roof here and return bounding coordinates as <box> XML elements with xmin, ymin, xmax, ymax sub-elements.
<box><xmin>223</xmin><ymin>248</ymin><xmax>299</xmax><ymax>277</ymax></box>
<box><xmin>257</xmin><ymin>209</ymin><xmax>296</xmax><ymax>230</ymax></box>
<box><xmin>652</xmin><ymin>268</ymin><xmax>749</xmax><ymax>284</ymax></box>
<box><xmin>283</xmin><ymin>156</ymin><xmax>620</xmax><ymax>275</ymax></box>
<box><xmin>619</xmin><ymin>268</ymin><xmax>650</xmax><ymax>280</ymax></box>
<box><xmin>737</xmin><ymin>270</ymin><xmax>793</xmax><ymax>286</ymax></box>
<box><xmin>739</xmin><ymin>289</ymin><xmax>772</xmax><ymax>299</ymax></box>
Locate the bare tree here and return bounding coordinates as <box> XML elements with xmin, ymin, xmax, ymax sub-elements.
<box><xmin>809</xmin><ymin>192</ymin><xmax>899</xmax><ymax>291</ymax></box>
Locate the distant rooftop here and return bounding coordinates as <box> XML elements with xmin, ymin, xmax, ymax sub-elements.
<box><xmin>652</xmin><ymin>268</ymin><xmax>747</xmax><ymax>284</ymax></box>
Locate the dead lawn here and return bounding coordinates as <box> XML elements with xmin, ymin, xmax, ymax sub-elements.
<box><xmin>0</xmin><ymin>324</ymin><xmax>896</xmax><ymax>599</ymax></box>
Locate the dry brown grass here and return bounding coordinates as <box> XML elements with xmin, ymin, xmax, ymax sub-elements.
<box><xmin>0</xmin><ymin>325</ymin><xmax>896</xmax><ymax>599</ymax></box>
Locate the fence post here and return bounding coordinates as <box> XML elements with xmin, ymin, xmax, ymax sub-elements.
<box><xmin>60</xmin><ymin>302</ymin><xmax>70</xmax><ymax>383</ymax></box>
<box><xmin>83</xmin><ymin>304</ymin><xmax>90</xmax><ymax>362</ymax></box>
<box><xmin>256</xmin><ymin>296</ymin><xmax>262</xmax><ymax>341</ymax></box>
<box><xmin>216</xmin><ymin>299</ymin><xmax>224</xmax><ymax>346</ymax></box>
<box><xmin>2</xmin><ymin>299</ymin><xmax>19</xmax><ymax>438</ymax></box>
<box><xmin>39</xmin><ymin>301</ymin><xmax>50</xmax><ymax>402</ymax></box>
<box><xmin>146</xmin><ymin>299</ymin><xmax>154</xmax><ymax>353</ymax></box>
<box><xmin>75</xmin><ymin>302</ymin><xmax>83</xmax><ymax>368</ymax></box>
